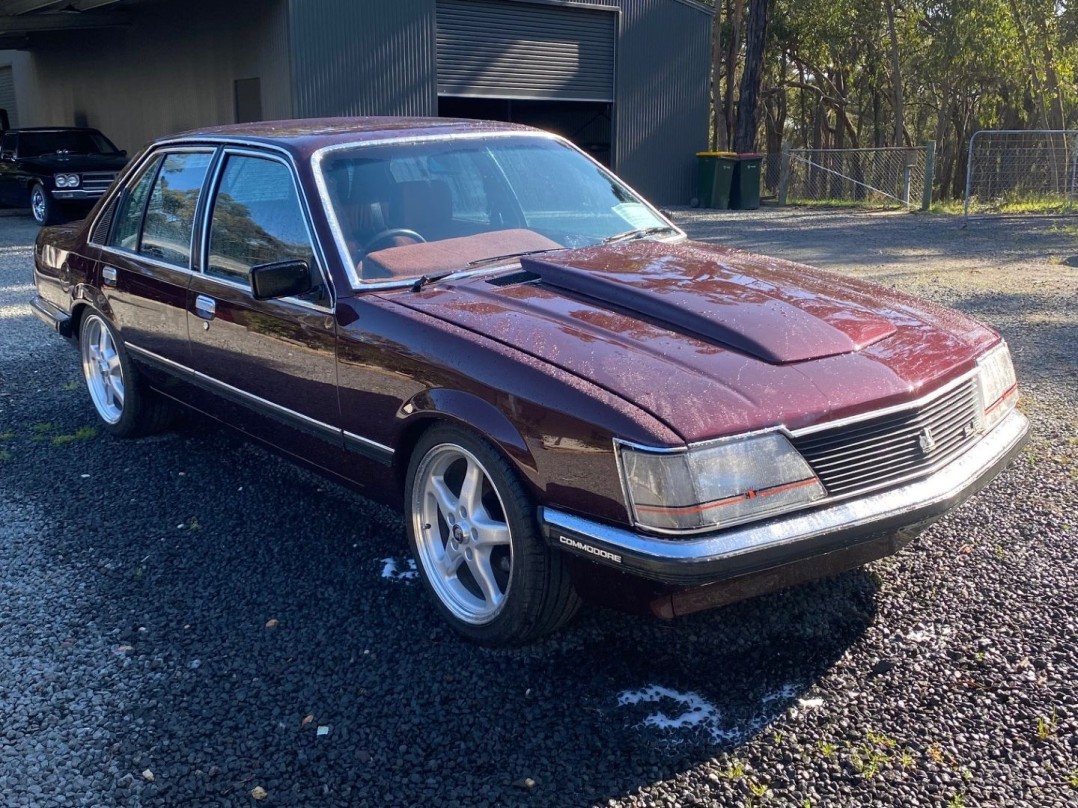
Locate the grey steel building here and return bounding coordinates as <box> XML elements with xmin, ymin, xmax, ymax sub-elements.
<box><xmin>0</xmin><ymin>0</ymin><xmax>710</xmax><ymax>203</ymax></box>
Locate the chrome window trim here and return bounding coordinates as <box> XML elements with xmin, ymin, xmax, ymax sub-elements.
<box><xmin>199</xmin><ymin>146</ymin><xmax>336</xmax><ymax>313</ymax></box>
<box><xmin>95</xmin><ymin>146</ymin><xmax>216</xmax><ymax>266</ymax></box>
<box><xmin>125</xmin><ymin>342</ymin><xmax>394</xmax><ymax>460</ymax></box>
<box><xmin>613</xmin><ymin>366</ymin><xmax>989</xmax><ymax>536</ymax></box>
<box><xmin>309</xmin><ymin>130</ymin><xmax>685</xmax><ymax>291</ymax></box>
<box><xmin>94</xmin><ymin>142</ymin><xmax>335</xmax><ymax>315</ymax></box>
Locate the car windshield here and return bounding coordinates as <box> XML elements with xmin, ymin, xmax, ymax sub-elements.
<box><xmin>318</xmin><ymin>135</ymin><xmax>675</xmax><ymax>283</ymax></box>
<box><xmin>19</xmin><ymin>130</ymin><xmax>119</xmax><ymax>158</ymax></box>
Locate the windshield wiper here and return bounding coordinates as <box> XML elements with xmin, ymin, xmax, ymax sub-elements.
<box><xmin>410</xmin><ymin>270</ymin><xmax>462</xmax><ymax>293</ymax></box>
<box><xmin>602</xmin><ymin>225</ymin><xmax>677</xmax><ymax>245</ymax></box>
<box><xmin>465</xmin><ymin>246</ymin><xmax>562</xmax><ymax>270</ymax></box>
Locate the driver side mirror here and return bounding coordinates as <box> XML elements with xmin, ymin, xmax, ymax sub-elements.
<box><xmin>250</xmin><ymin>259</ymin><xmax>312</xmax><ymax>300</ymax></box>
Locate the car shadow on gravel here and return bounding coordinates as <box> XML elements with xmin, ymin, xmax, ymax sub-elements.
<box><xmin>2</xmin><ymin>348</ymin><xmax>879</xmax><ymax>807</ymax></box>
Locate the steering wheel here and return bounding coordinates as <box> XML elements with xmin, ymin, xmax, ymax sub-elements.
<box><xmin>362</xmin><ymin>228</ymin><xmax>426</xmax><ymax>253</ymax></box>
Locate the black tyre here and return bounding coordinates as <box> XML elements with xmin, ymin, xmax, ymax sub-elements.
<box><xmin>78</xmin><ymin>311</ymin><xmax>174</xmax><ymax>438</ymax></box>
<box><xmin>30</xmin><ymin>183</ymin><xmax>60</xmax><ymax>226</ymax></box>
<box><xmin>405</xmin><ymin>424</ymin><xmax>581</xmax><ymax>646</ymax></box>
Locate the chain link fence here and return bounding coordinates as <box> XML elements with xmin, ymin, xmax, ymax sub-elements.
<box><xmin>778</xmin><ymin>146</ymin><xmax>930</xmax><ymax>209</ymax></box>
<box><xmin>963</xmin><ymin>130</ymin><xmax>1078</xmax><ymax>217</ymax></box>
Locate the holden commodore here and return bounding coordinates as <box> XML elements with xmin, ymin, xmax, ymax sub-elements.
<box><xmin>30</xmin><ymin>118</ymin><xmax>1028</xmax><ymax>645</ymax></box>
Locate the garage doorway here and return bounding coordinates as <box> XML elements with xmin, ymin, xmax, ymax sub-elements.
<box><xmin>436</xmin><ymin>0</ymin><xmax>616</xmax><ymax>166</ymax></box>
<box><xmin>438</xmin><ymin>97</ymin><xmax>612</xmax><ymax>166</ymax></box>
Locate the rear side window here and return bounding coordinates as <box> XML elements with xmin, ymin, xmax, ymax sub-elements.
<box><xmin>110</xmin><ymin>157</ymin><xmax>162</xmax><ymax>251</ymax></box>
<box><xmin>139</xmin><ymin>152</ymin><xmax>214</xmax><ymax>267</ymax></box>
<box><xmin>207</xmin><ymin>154</ymin><xmax>318</xmax><ymax>290</ymax></box>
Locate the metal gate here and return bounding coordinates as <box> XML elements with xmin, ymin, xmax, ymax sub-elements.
<box><xmin>436</xmin><ymin>0</ymin><xmax>616</xmax><ymax>102</ymax></box>
<box><xmin>963</xmin><ymin>130</ymin><xmax>1078</xmax><ymax>217</ymax></box>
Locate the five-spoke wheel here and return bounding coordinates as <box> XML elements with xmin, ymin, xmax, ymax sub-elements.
<box><xmin>406</xmin><ymin>425</ymin><xmax>580</xmax><ymax>645</ymax></box>
<box><xmin>80</xmin><ymin>314</ymin><xmax>125</xmax><ymax>424</ymax></box>
<box><xmin>78</xmin><ymin>311</ymin><xmax>173</xmax><ymax>438</ymax></box>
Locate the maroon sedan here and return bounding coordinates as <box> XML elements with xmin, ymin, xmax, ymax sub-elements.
<box><xmin>30</xmin><ymin>118</ymin><xmax>1028</xmax><ymax>645</ymax></box>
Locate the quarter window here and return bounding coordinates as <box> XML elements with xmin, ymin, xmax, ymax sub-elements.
<box><xmin>207</xmin><ymin>155</ymin><xmax>318</xmax><ymax>294</ymax></box>
<box><xmin>110</xmin><ymin>156</ymin><xmax>162</xmax><ymax>252</ymax></box>
<box><xmin>139</xmin><ymin>152</ymin><xmax>213</xmax><ymax>267</ymax></box>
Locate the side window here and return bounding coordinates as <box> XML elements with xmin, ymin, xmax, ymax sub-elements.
<box><xmin>207</xmin><ymin>154</ymin><xmax>320</xmax><ymax>299</ymax></box>
<box><xmin>139</xmin><ymin>152</ymin><xmax>214</xmax><ymax>267</ymax></box>
<box><xmin>110</xmin><ymin>157</ymin><xmax>162</xmax><ymax>251</ymax></box>
<box><xmin>0</xmin><ymin>132</ymin><xmax>15</xmax><ymax>158</ymax></box>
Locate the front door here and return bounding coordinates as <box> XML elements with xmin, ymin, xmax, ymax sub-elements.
<box><xmin>184</xmin><ymin>150</ymin><xmax>340</xmax><ymax>459</ymax></box>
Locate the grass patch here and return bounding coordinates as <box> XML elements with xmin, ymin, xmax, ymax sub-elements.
<box><xmin>0</xmin><ymin>430</ymin><xmax>14</xmax><ymax>440</ymax></box>
<box><xmin>786</xmin><ymin>197</ymin><xmax>907</xmax><ymax>211</ymax></box>
<box><xmin>50</xmin><ymin>426</ymin><xmax>98</xmax><ymax>446</ymax></box>
<box><xmin>1066</xmin><ymin>769</ymin><xmax>1078</xmax><ymax>788</ymax></box>
<box><xmin>0</xmin><ymin>449</ymin><xmax>10</xmax><ymax>462</ymax></box>
<box><xmin>927</xmin><ymin>199</ymin><xmax>966</xmax><ymax>215</ymax></box>
<box><xmin>1036</xmin><ymin>712</ymin><xmax>1057</xmax><ymax>741</ymax></box>
<box><xmin>947</xmin><ymin>794</ymin><xmax>967</xmax><ymax>808</ymax></box>
<box><xmin>61</xmin><ymin>380</ymin><xmax>81</xmax><ymax>392</ymax></box>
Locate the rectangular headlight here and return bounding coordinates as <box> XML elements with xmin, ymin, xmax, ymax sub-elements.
<box><xmin>977</xmin><ymin>342</ymin><xmax>1018</xmax><ymax>431</ymax></box>
<box><xmin>618</xmin><ymin>432</ymin><xmax>826</xmax><ymax>534</ymax></box>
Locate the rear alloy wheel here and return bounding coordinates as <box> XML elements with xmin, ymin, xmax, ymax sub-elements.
<box><xmin>30</xmin><ymin>183</ymin><xmax>59</xmax><ymax>226</ymax></box>
<box><xmin>406</xmin><ymin>425</ymin><xmax>580</xmax><ymax>646</ymax></box>
<box><xmin>79</xmin><ymin>312</ymin><xmax>173</xmax><ymax>438</ymax></box>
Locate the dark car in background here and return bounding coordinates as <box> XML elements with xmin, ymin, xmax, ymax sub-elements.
<box><xmin>0</xmin><ymin>127</ymin><xmax>127</xmax><ymax>225</ymax></box>
<box><xmin>30</xmin><ymin>118</ymin><xmax>1028</xmax><ymax>646</ymax></box>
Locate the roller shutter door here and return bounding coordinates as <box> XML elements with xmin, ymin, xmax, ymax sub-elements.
<box><xmin>436</xmin><ymin>0</ymin><xmax>616</xmax><ymax>102</ymax></box>
<box><xmin>0</xmin><ymin>66</ymin><xmax>18</xmax><ymax>129</ymax></box>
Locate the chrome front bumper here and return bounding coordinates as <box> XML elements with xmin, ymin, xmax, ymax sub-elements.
<box><xmin>540</xmin><ymin>409</ymin><xmax>1029</xmax><ymax>586</ymax></box>
<box><xmin>51</xmin><ymin>189</ymin><xmax>106</xmax><ymax>201</ymax></box>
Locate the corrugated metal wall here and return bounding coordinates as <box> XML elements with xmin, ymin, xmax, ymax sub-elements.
<box><xmin>8</xmin><ymin>0</ymin><xmax>291</xmax><ymax>154</ymax></box>
<box><xmin>436</xmin><ymin>0</ymin><xmax>615</xmax><ymax>102</ymax></box>
<box><xmin>612</xmin><ymin>0</ymin><xmax>711</xmax><ymax>204</ymax></box>
<box><xmin>289</xmin><ymin>0</ymin><xmax>438</xmax><ymax>118</ymax></box>
<box><xmin>0</xmin><ymin>66</ymin><xmax>18</xmax><ymax>128</ymax></box>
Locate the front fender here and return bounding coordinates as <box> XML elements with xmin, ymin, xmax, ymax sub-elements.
<box><xmin>399</xmin><ymin>387</ymin><xmax>536</xmax><ymax>471</ymax></box>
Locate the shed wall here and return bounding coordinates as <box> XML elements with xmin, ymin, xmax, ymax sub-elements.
<box><xmin>613</xmin><ymin>0</ymin><xmax>710</xmax><ymax>203</ymax></box>
<box><xmin>289</xmin><ymin>0</ymin><xmax>438</xmax><ymax>118</ymax></box>
<box><xmin>6</xmin><ymin>0</ymin><xmax>292</xmax><ymax>154</ymax></box>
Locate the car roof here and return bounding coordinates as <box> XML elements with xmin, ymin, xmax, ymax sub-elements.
<box><xmin>161</xmin><ymin>117</ymin><xmax>542</xmax><ymax>160</ymax></box>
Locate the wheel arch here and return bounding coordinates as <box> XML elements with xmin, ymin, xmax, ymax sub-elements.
<box><xmin>392</xmin><ymin>388</ymin><xmax>538</xmax><ymax>495</ymax></box>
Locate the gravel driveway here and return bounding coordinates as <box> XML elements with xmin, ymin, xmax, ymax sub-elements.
<box><xmin>1</xmin><ymin>207</ymin><xmax>1075</xmax><ymax>807</ymax></box>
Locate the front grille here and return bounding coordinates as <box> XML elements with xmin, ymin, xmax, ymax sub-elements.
<box><xmin>791</xmin><ymin>377</ymin><xmax>981</xmax><ymax>497</ymax></box>
<box><xmin>80</xmin><ymin>172</ymin><xmax>117</xmax><ymax>194</ymax></box>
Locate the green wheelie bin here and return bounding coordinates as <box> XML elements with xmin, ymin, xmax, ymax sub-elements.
<box><xmin>695</xmin><ymin>151</ymin><xmax>738</xmax><ymax>209</ymax></box>
<box><xmin>731</xmin><ymin>153</ymin><xmax>764</xmax><ymax>210</ymax></box>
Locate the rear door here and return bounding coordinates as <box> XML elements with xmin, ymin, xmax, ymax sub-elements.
<box><xmin>184</xmin><ymin>148</ymin><xmax>341</xmax><ymax>457</ymax></box>
<box><xmin>97</xmin><ymin>148</ymin><xmax>215</xmax><ymax>365</ymax></box>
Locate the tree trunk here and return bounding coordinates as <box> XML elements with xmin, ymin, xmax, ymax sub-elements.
<box><xmin>884</xmin><ymin>0</ymin><xmax>904</xmax><ymax>146</ymax></box>
<box><xmin>710</xmin><ymin>4</ymin><xmax>725</xmax><ymax>150</ymax></box>
<box><xmin>733</xmin><ymin>0</ymin><xmax>770</xmax><ymax>152</ymax></box>
<box><xmin>723</xmin><ymin>0</ymin><xmax>745</xmax><ymax>149</ymax></box>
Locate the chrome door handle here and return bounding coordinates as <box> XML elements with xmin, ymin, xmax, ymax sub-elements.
<box><xmin>194</xmin><ymin>294</ymin><xmax>216</xmax><ymax>320</ymax></box>
<box><xmin>102</xmin><ymin>266</ymin><xmax>117</xmax><ymax>285</ymax></box>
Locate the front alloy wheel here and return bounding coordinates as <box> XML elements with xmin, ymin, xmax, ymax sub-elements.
<box><xmin>406</xmin><ymin>425</ymin><xmax>580</xmax><ymax>645</ymax></box>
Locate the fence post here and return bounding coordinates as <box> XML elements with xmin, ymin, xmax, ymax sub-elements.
<box><xmin>777</xmin><ymin>142</ymin><xmax>791</xmax><ymax>206</ymax></box>
<box><xmin>963</xmin><ymin>131</ymin><xmax>978</xmax><ymax>222</ymax></box>
<box><xmin>921</xmin><ymin>140</ymin><xmax>936</xmax><ymax>211</ymax></box>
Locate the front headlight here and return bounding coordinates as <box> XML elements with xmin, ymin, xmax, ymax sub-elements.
<box><xmin>54</xmin><ymin>173</ymin><xmax>80</xmax><ymax>188</ymax></box>
<box><xmin>617</xmin><ymin>432</ymin><xmax>826</xmax><ymax>533</ymax></box>
<box><xmin>977</xmin><ymin>342</ymin><xmax>1018</xmax><ymax>431</ymax></box>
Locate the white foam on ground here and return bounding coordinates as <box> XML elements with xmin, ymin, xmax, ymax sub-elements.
<box><xmin>617</xmin><ymin>685</ymin><xmax>742</xmax><ymax>744</ymax></box>
<box><xmin>380</xmin><ymin>557</ymin><xmax>418</xmax><ymax>581</ymax></box>
<box><xmin>619</xmin><ymin>681</ymin><xmax>813</xmax><ymax>745</ymax></box>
